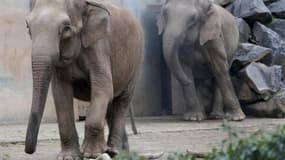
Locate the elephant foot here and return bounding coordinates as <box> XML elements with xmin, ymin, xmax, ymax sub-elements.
<box><xmin>183</xmin><ymin>111</ymin><xmax>206</xmax><ymax>121</ymax></box>
<box><xmin>106</xmin><ymin>136</ymin><xmax>129</xmax><ymax>157</ymax></box>
<box><xmin>208</xmin><ymin>111</ymin><xmax>224</xmax><ymax>120</ymax></box>
<box><xmin>106</xmin><ymin>140</ymin><xmax>129</xmax><ymax>157</ymax></box>
<box><xmin>81</xmin><ymin>138</ymin><xmax>107</xmax><ymax>159</ymax></box>
<box><xmin>105</xmin><ymin>146</ymin><xmax>120</xmax><ymax>158</ymax></box>
<box><xmin>57</xmin><ymin>150</ymin><xmax>82</xmax><ymax>160</ymax></box>
<box><xmin>225</xmin><ymin>108</ymin><xmax>246</xmax><ymax>121</ymax></box>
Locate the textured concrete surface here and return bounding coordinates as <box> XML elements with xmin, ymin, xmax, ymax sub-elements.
<box><xmin>0</xmin><ymin>117</ymin><xmax>285</xmax><ymax>160</ymax></box>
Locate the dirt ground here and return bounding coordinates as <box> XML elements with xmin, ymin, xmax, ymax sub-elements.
<box><xmin>0</xmin><ymin>117</ymin><xmax>285</xmax><ymax>160</ymax></box>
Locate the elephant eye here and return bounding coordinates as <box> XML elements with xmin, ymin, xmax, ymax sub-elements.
<box><xmin>190</xmin><ymin>15</ymin><xmax>197</xmax><ymax>23</ymax></box>
<box><xmin>26</xmin><ymin>20</ymin><xmax>29</xmax><ymax>29</ymax></box>
<box><xmin>61</xmin><ymin>25</ymin><xmax>73</xmax><ymax>39</ymax></box>
<box><xmin>188</xmin><ymin>15</ymin><xmax>198</xmax><ymax>27</ymax></box>
<box><xmin>63</xmin><ymin>26</ymin><xmax>71</xmax><ymax>33</ymax></box>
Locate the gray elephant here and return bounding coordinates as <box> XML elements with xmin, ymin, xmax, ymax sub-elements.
<box><xmin>157</xmin><ymin>0</ymin><xmax>245</xmax><ymax>121</ymax></box>
<box><xmin>25</xmin><ymin>0</ymin><xmax>144</xmax><ymax>159</ymax></box>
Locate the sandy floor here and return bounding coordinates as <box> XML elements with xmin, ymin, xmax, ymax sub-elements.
<box><xmin>0</xmin><ymin>117</ymin><xmax>285</xmax><ymax>160</ymax></box>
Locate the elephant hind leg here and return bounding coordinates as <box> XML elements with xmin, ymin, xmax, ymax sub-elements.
<box><xmin>205</xmin><ymin>40</ymin><xmax>245</xmax><ymax>121</ymax></box>
<box><xmin>106</xmin><ymin>90</ymin><xmax>132</xmax><ymax>157</ymax></box>
<box><xmin>209</xmin><ymin>81</ymin><xmax>224</xmax><ymax>119</ymax></box>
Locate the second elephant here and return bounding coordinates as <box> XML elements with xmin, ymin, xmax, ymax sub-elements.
<box><xmin>157</xmin><ymin>0</ymin><xmax>245</xmax><ymax>121</ymax></box>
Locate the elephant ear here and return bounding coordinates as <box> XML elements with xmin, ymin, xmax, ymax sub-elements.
<box><xmin>157</xmin><ymin>10</ymin><xmax>166</xmax><ymax>35</ymax></box>
<box><xmin>199</xmin><ymin>4</ymin><xmax>222</xmax><ymax>45</ymax></box>
<box><xmin>81</xmin><ymin>0</ymin><xmax>111</xmax><ymax>48</ymax></box>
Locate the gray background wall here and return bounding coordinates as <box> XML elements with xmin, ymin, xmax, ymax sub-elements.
<box><xmin>0</xmin><ymin>0</ymin><xmax>57</xmax><ymax>124</ymax></box>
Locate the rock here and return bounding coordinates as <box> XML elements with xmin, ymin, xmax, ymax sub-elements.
<box><xmin>253</xmin><ymin>22</ymin><xmax>285</xmax><ymax>77</ymax></box>
<box><xmin>242</xmin><ymin>87</ymin><xmax>285</xmax><ymax>118</ymax></box>
<box><xmin>211</xmin><ymin>0</ymin><xmax>235</xmax><ymax>6</ymax></box>
<box><xmin>264</xmin><ymin>0</ymin><xmax>278</xmax><ymax>5</ymax></box>
<box><xmin>232</xmin><ymin>76</ymin><xmax>268</xmax><ymax>104</ymax></box>
<box><xmin>268</xmin><ymin>19</ymin><xmax>285</xmax><ymax>40</ymax></box>
<box><xmin>268</xmin><ymin>0</ymin><xmax>285</xmax><ymax>18</ymax></box>
<box><xmin>238</xmin><ymin>62</ymin><xmax>282</xmax><ymax>96</ymax></box>
<box><xmin>234</xmin><ymin>18</ymin><xmax>251</xmax><ymax>43</ymax></box>
<box><xmin>91</xmin><ymin>154</ymin><xmax>112</xmax><ymax>160</ymax></box>
<box><xmin>231</xmin><ymin>43</ymin><xmax>273</xmax><ymax>74</ymax></box>
<box><xmin>227</xmin><ymin>0</ymin><xmax>272</xmax><ymax>24</ymax></box>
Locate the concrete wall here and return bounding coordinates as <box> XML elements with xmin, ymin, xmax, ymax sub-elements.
<box><xmin>132</xmin><ymin>2</ymin><xmax>171</xmax><ymax>116</ymax></box>
<box><xmin>0</xmin><ymin>0</ymin><xmax>57</xmax><ymax>124</ymax></box>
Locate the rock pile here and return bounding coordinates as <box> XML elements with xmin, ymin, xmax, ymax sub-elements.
<box><xmin>215</xmin><ymin>0</ymin><xmax>285</xmax><ymax>117</ymax></box>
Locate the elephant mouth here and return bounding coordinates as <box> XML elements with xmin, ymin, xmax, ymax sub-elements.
<box><xmin>55</xmin><ymin>56</ymin><xmax>73</xmax><ymax>67</ymax></box>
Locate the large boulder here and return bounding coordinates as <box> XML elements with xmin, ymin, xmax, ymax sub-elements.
<box><xmin>231</xmin><ymin>43</ymin><xmax>273</xmax><ymax>74</ymax></box>
<box><xmin>234</xmin><ymin>18</ymin><xmax>251</xmax><ymax>43</ymax></box>
<box><xmin>238</xmin><ymin>62</ymin><xmax>282</xmax><ymax>96</ymax></box>
<box><xmin>232</xmin><ymin>62</ymin><xmax>285</xmax><ymax>118</ymax></box>
<box><xmin>212</xmin><ymin>0</ymin><xmax>235</xmax><ymax>6</ymax></box>
<box><xmin>268</xmin><ymin>0</ymin><xmax>285</xmax><ymax>18</ymax></box>
<box><xmin>253</xmin><ymin>22</ymin><xmax>285</xmax><ymax>76</ymax></box>
<box><xmin>227</xmin><ymin>0</ymin><xmax>272</xmax><ymax>24</ymax></box>
<box><xmin>264</xmin><ymin>0</ymin><xmax>279</xmax><ymax>5</ymax></box>
<box><xmin>242</xmin><ymin>87</ymin><xmax>285</xmax><ymax>118</ymax></box>
<box><xmin>268</xmin><ymin>19</ymin><xmax>285</xmax><ymax>40</ymax></box>
<box><xmin>232</xmin><ymin>76</ymin><xmax>269</xmax><ymax>104</ymax></box>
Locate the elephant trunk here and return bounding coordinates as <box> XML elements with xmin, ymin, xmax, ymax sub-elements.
<box><xmin>25</xmin><ymin>54</ymin><xmax>54</xmax><ymax>154</ymax></box>
<box><xmin>162</xmin><ymin>33</ymin><xmax>190</xmax><ymax>85</ymax></box>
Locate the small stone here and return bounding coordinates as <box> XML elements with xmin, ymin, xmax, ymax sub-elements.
<box><xmin>88</xmin><ymin>154</ymin><xmax>112</xmax><ymax>160</ymax></box>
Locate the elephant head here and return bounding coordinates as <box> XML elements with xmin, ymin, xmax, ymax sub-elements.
<box><xmin>156</xmin><ymin>0</ymin><xmax>222</xmax><ymax>84</ymax></box>
<box><xmin>25</xmin><ymin>0</ymin><xmax>110</xmax><ymax>154</ymax></box>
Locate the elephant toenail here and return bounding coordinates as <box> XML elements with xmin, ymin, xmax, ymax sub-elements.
<box><xmin>64</xmin><ymin>156</ymin><xmax>73</xmax><ymax>160</ymax></box>
<box><xmin>57</xmin><ymin>156</ymin><xmax>64</xmax><ymax>160</ymax></box>
<box><xmin>84</xmin><ymin>152</ymin><xmax>92</xmax><ymax>158</ymax></box>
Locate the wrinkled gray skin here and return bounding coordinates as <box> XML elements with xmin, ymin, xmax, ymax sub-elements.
<box><xmin>157</xmin><ymin>0</ymin><xmax>245</xmax><ymax>121</ymax></box>
<box><xmin>25</xmin><ymin>0</ymin><xmax>144</xmax><ymax>159</ymax></box>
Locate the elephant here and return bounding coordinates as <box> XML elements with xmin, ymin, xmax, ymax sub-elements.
<box><xmin>157</xmin><ymin>0</ymin><xmax>245</xmax><ymax>121</ymax></box>
<box><xmin>24</xmin><ymin>0</ymin><xmax>144</xmax><ymax>159</ymax></box>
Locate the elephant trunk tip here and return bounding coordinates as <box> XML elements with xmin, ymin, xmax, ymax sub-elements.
<box><xmin>25</xmin><ymin>144</ymin><xmax>36</xmax><ymax>154</ymax></box>
<box><xmin>25</xmin><ymin>113</ymin><xmax>40</xmax><ymax>154</ymax></box>
<box><xmin>25</xmin><ymin>134</ymin><xmax>37</xmax><ymax>154</ymax></box>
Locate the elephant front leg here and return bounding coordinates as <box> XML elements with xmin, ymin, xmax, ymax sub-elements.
<box><xmin>82</xmin><ymin>85</ymin><xmax>113</xmax><ymax>158</ymax></box>
<box><xmin>82</xmin><ymin>48</ymin><xmax>113</xmax><ymax>158</ymax></box>
<box><xmin>82</xmin><ymin>95</ymin><xmax>110</xmax><ymax>158</ymax></box>
<box><xmin>180</xmin><ymin>65</ymin><xmax>206</xmax><ymax>121</ymax></box>
<box><xmin>52</xmin><ymin>72</ymin><xmax>81</xmax><ymax>160</ymax></box>
<box><xmin>206</xmin><ymin>40</ymin><xmax>245</xmax><ymax>121</ymax></box>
